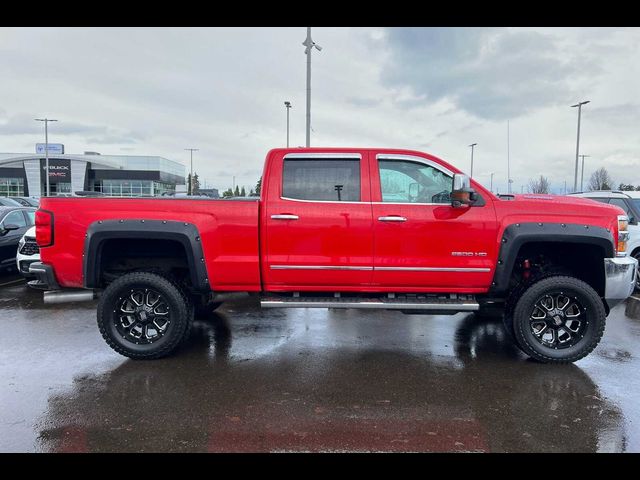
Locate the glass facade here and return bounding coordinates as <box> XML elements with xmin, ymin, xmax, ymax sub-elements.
<box><xmin>0</xmin><ymin>177</ymin><xmax>25</xmax><ymax>196</ymax></box>
<box><xmin>93</xmin><ymin>180</ymin><xmax>176</xmax><ymax>197</ymax></box>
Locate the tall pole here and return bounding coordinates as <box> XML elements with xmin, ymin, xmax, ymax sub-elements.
<box><xmin>284</xmin><ymin>101</ymin><xmax>291</xmax><ymax>147</ymax></box>
<box><xmin>490</xmin><ymin>172</ymin><xmax>494</xmax><ymax>193</ymax></box>
<box><xmin>303</xmin><ymin>27</ymin><xmax>321</xmax><ymax>147</ymax></box>
<box><xmin>507</xmin><ymin>121</ymin><xmax>511</xmax><ymax>194</ymax></box>
<box><xmin>469</xmin><ymin>143</ymin><xmax>477</xmax><ymax>178</ymax></box>
<box><xmin>35</xmin><ymin>118</ymin><xmax>58</xmax><ymax>197</ymax></box>
<box><xmin>579</xmin><ymin>154</ymin><xmax>590</xmax><ymax>191</ymax></box>
<box><xmin>185</xmin><ymin>148</ymin><xmax>198</xmax><ymax>195</ymax></box>
<box><xmin>571</xmin><ymin>100</ymin><xmax>590</xmax><ymax>192</ymax></box>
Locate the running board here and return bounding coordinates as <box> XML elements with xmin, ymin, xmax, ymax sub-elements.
<box><xmin>260</xmin><ymin>294</ymin><xmax>479</xmax><ymax>311</ymax></box>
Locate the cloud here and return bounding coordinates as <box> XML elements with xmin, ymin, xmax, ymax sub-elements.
<box><xmin>381</xmin><ymin>27</ymin><xmax>596</xmax><ymax>120</ymax></box>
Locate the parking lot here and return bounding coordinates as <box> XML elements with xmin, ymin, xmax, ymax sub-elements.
<box><xmin>0</xmin><ymin>270</ymin><xmax>638</xmax><ymax>453</ymax></box>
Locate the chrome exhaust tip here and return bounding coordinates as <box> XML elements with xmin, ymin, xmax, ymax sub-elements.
<box><xmin>43</xmin><ymin>290</ymin><xmax>97</xmax><ymax>304</ymax></box>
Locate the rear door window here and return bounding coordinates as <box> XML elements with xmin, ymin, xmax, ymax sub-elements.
<box><xmin>282</xmin><ymin>159</ymin><xmax>361</xmax><ymax>202</ymax></box>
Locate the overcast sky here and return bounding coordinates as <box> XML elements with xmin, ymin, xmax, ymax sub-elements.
<box><xmin>1</xmin><ymin>27</ymin><xmax>639</xmax><ymax>193</ymax></box>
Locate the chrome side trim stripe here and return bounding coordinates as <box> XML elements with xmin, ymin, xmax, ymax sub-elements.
<box><xmin>270</xmin><ymin>265</ymin><xmax>374</xmax><ymax>271</ymax></box>
<box><xmin>375</xmin><ymin>267</ymin><xmax>491</xmax><ymax>272</ymax></box>
<box><xmin>270</xmin><ymin>265</ymin><xmax>491</xmax><ymax>272</ymax></box>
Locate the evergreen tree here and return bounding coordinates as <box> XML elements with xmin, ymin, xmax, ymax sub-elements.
<box><xmin>240</xmin><ymin>186</ymin><xmax>246</xmax><ymax>197</ymax></box>
<box><xmin>255</xmin><ymin>177</ymin><xmax>262</xmax><ymax>195</ymax></box>
<box><xmin>234</xmin><ymin>185</ymin><xmax>240</xmax><ymax>196</ymax></box>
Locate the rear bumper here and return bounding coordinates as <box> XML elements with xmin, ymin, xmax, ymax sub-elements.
<box><xmin>604</xmin><ymin>257</ymin><xmax>637</xmax><ymax>309</ymax></box>
<box><xmin>27</xmin><ymin>262</ymin><xmax>60</xmax><ymax>290</ymax></box>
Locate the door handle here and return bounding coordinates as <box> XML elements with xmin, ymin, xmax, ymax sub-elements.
<box><xmin>271</xmin><ymin>214</ymin><xmax>299</xmax><ymax>220</ymax></box>
<box><xmin>378</xmin><ymin>216</ymin><xmax>407</xmax><ymax>222</ymax></box>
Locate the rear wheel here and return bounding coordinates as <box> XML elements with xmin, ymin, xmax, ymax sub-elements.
<box><xmin>97</xmin><ymin>272</ymin><xmax>192</xmax><ymax>359</ymax></box>
<box><xmin>510</xmin><ymin>276</ymin><xmax>606</xmax><ymax>364</ymax></box>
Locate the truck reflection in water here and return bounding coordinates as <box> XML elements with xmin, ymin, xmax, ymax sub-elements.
<box><xmin>36</xmin><ymin>310</ymin><xmax>626</xmax><ymax>452</ymax></box>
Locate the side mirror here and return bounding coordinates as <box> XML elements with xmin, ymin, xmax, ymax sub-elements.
<box><xmin>0</xmin><ymin>224</ymin><xmax>20</xmax><ymax>235</ymax></box>
<box><xmin>451</xmin><ymin>174</ymin><xmax>476</xmax><ymax>208</ymax></box>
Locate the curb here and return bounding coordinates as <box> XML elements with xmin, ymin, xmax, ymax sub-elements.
<box><xmin>625</xmin><ymin>295</ymin><xmax>640</xmax><ymax>319</ymax></box>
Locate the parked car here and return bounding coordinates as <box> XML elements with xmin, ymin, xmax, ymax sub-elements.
<box><xmin>568</xmin><ymin>190</ymin><xmax>640</xmax><ymax>289</ymax></box>
<box><xmin>16</xmin><ymin>226</ymin><xmax>39</xmax><ymax>278</ymax></box>
<box><xmin>0</xmin><ymin>207</ymin><xmax>36</xmax><ymax>273</ymax></box>
<box><xmin>29</xmin><ymin>147</ymin><xmax>636</xmax><ymax>363</ymax></box>
<box><xmin>0</xmin><ymin>197</ymin><xmax>23</xmax><ymax>207</ymax></box>
<box><xmin>11</xmin><ymin>197</ymin><xmax>40</xmax><ymax>207</ymax></box>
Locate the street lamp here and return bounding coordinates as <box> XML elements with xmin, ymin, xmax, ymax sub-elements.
<box><xmin>284</xmin><ymin>101</ymin><xmax>292</xmax><ymax>147</ymax></box>
<box><xmin>489</xmin><ymin>172</ymin><xmax>494</xmax><ymax>193</ymax></box>
<box><xmin>185</xmin><ymin>148</ymin><xmax>198</xmax><ymax>195</ymax></box>
<box><xmin>468</xmin><ymin>143</ymin><xmax>477</xmax><ymax>178</ymax></box>
<box><xmin>571</xmin><ymin>100</ymin><xmax>590</xmax><ymax>192</ymax></box>
<box><xmin>302</xmin><ymin>27</ymin><xmax>322</xmax><ymax>148</ymax></box>
<box><xmin>579</xmin><ymin>154</ymin><xmax>590</xmax><ymax>192</ymax></box>
<box><xmin>34</xmin><ymin>118</ymin><xmax>58</xmax><ymax>197</ymax></box>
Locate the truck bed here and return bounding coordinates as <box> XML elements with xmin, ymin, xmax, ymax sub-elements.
<box><xmin>39</xmin><ymin>197</ymin><xmax>261</xmax><ymax>291</ymax></box>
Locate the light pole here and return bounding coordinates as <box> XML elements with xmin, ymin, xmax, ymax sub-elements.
<box><xmin>185</xmin><ymin>148</ymin><xmax>198</xmax><ymax>195</ymax></box>
<box><xmin>489</xmin><ymin>172</ymin><xmax>494</xmax><ymax>193</ymax></box>
<box><xmin>469</xmin><ymin>143</ymin><xmax>477</xmax><ymax>178</ymax></box>
<box><xmin>284</xmin><ymin>101</ymin><xmax>292</xmax><ymax>147</ymax></box>
<box><xmin>35</xmin><ymin>118</ymin><xmax>58</xmax><ymax>197</ymax></box>
<box><xmin>571</xmin><ymin>100</ymin><xmax>590</xmax><ymax>192</ymax></box>
<box><xmin>579</xmin><ymin>154</ymin><xmax>590</xmax><ymax>191</ymax></box>
<box><xmin>303</xmin><ymin>27</ymin><xmax>322</xmax><ymax>147</ymax></box>
<box><xmin>507</xmin><ymin>120</ymin><xmax>512</xmax><ymax>193</ymax></box>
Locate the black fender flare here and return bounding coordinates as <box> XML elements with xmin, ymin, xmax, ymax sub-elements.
<box><xmin>490</xmin><ymin>222</ymin><xmax>615</xmax><ymax>295</ymax></box>
<box><xmin>83</xmin><ymin>219</ymin><xmax>210</xmax><ymax>292</ymax></box>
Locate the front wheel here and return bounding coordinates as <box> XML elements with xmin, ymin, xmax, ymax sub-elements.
<box><xmin>510</xmin><ymin>276</ymin><xmax>606</xmax><ymax>364</ymax></box>
<box><xmin>97</xmin><ymin>272</ymin><xmax>192</xmax><ymax>359</ymax></box>
<box><xmin>633</xmin><ymin>251</ymin><xmax>640</xmax><ymax>290</ymax></box>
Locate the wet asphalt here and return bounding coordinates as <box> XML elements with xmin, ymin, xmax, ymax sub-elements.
<box><xmin>0</xmin><ymin>271</ymin><xmax>639</xmax><ymax>453</ymax></box>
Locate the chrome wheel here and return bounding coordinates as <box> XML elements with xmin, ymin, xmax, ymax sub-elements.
<box><xmin>529</xmin><ymin>292</ymin><xmax>587</xmax><ymax>349</ymax></box>
<box><xmin>115</xmin><ymin>288</ymin><xmax>171</xmax><ymax>345</ymax></box>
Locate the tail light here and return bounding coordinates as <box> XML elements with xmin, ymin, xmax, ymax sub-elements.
<box><xmin>616</xmin><ymin>215</ymin><xmax>629</xmax><ymax>257</ymax></box>
<box><xmin>35</xmin><ymin>210</ymin><xmax>54</xmax><ymax>247</ymax></box>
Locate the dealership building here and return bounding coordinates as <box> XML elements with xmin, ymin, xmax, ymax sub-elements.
<box><xmin>0</xmin><ymin>145</ymin><xmax>185</xmax><ymax>197</ymax></box>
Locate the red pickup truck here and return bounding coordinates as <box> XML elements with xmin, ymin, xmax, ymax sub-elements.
<box><xmin>29</xmin><ymin>148</ymin><xmax>637</xmax><ymax>363</ymax></box>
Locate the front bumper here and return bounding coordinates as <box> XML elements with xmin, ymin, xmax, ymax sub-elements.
<box><xmin>604</xmin><ymin>256</ymin><xmax>638</xmax><ymax>309</ymax></box>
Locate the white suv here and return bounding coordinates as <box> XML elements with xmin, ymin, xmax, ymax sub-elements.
<box><xmin>16</xmin><ymin>226</ymin><xmax>40</xmax><ymax>278</ymax></box>
<box><xmin>569</xmin><ymin>190</ymin><xmax>640</xmax><ymax>289</ymax></box>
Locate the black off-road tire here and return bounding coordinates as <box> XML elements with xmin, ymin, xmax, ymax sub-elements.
<box><xmin>97</xmin><ymin>272</ymin><xmax>192</xmax><ymax>359</ymax></box>
<box><xmin>511</xmin><ymin>276</ymin><xmax>606</xmax><ymax>364</ymax></box>
<box><xmin>633</xmin><ymin>251</ymin><xmax>640</xmax><ymax>291</ymax></box>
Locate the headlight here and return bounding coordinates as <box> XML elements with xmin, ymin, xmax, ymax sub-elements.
<box><xmin>617</xmin><ymin>215</ymin><xmax>629</xmax><ymax>257</ymax></box>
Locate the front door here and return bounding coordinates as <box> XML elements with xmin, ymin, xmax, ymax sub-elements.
<box><xmin>264</xmin><ymin>152</ymin><xmax>374</xmax><ymax>290</ymax></box>
<box><xmin>371</xmin><ymin>153</ymin><xmax>498</xmax><ymax>291</ymax></box>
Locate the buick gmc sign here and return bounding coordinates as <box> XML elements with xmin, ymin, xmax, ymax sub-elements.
<box><xmin>40</xmin><ymin>159</ymin><xmax>71</xmax><ymax>181</ymax></box>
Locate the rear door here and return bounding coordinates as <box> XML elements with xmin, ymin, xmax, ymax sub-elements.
<box><xmin>263</xmin><ymin>152</ymin><xmax>374</xmax><ymax>289</ymax></box>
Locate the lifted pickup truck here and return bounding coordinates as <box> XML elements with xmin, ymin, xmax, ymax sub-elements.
<box><xmin>29</xmin><ymin>148</ymin><xmax>637</xmax><ymax>363</ymax></box>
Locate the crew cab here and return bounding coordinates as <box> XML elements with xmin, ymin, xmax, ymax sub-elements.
<box><xmin>29</xmin><ymin>148</ymin><xmax>637</xmax><ymax>363</ymax></box>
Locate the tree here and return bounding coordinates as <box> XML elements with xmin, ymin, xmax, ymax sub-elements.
<box><xmin>192</xmin><ymin>173</ymin><xmax>200</xmax><ymax>194</ymax></box>
<box><xmin>619</xmin><ymin>183</ymin><xmax>636</xmax><ymax>191</ymax></box>
<box><xmin>527</xmin><ymin>175</ymin><xmax>550</xmax><ymax>194</ymax></box>
<box><xmin>588</xmin><ymin>168</ymin><xmax>614</xmax><ymax>191</ymax></box>
<box><xmin>222</xmin><ymin>188</ymin><xmax>234</xmax><ymax>198</ymax></box>
<box><xmin>234</xmin><ymin>185</ymin><xmax>240</xmax><ymax>197</ymax></box>
<box><xmin>255</xmin><ymin>177</ymin><xmax>262</xmax><ymax>196</ymax></box>
<box><xmin>240</xmin><ymin>186</ymin><xmax>246</xmax><ymax>197</ymax></box>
